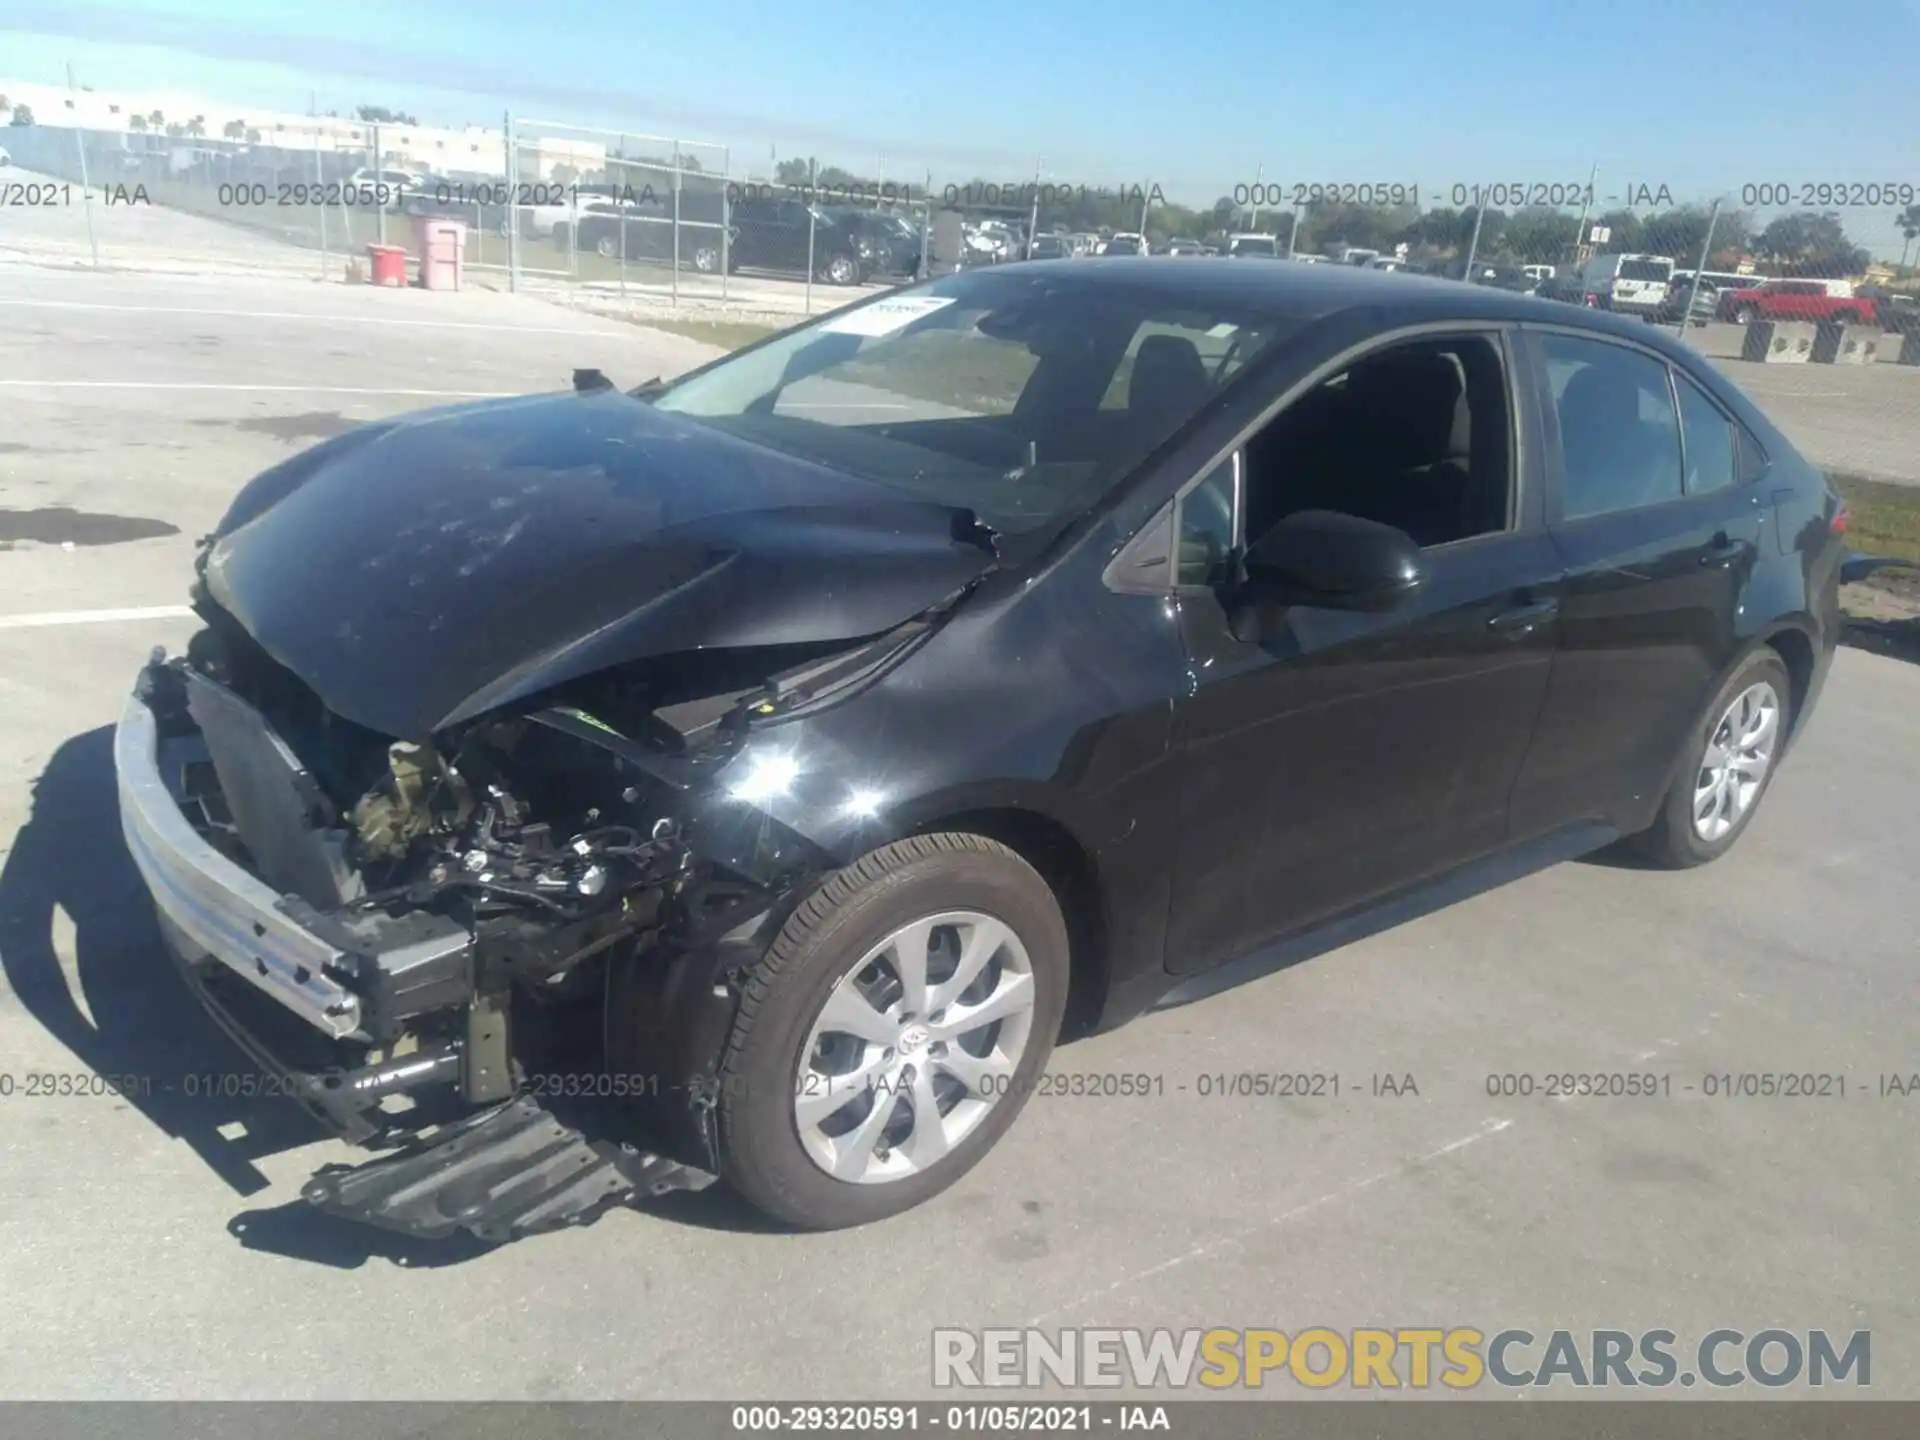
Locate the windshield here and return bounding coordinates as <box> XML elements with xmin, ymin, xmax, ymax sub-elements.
<box><xmin>1619</xmin><ymin>258</ymin><xmax>1673</xmax><ymax>282</ymax></box>
<box><xmin>1230</xmin><ymin>237</ymin><xmax>1277</xmax><ymax>256</ymax></box>
<box><xmin>652</xmin><ymin>268</ymin><xmax>1297</xmax><ymax>534</ymax></box>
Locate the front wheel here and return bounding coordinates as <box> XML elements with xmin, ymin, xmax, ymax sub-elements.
<box><xmin>1631</xmin><ymin>650</ymin><xmax>1791</xmax><ymax>868</ymax></box>
<box><xmin>595</xmin><ymin>234</ymin><xmax>619</xmax><ymax>259</ymax></box>
<box><xmin>1733</xmin><ymin>304</ymin><xmax>1759</xmax><ymax>326</ymax></box>
<box><xmin>714</xmin><ymin>834</ymin><xmax>1069</xmax><ymax>1229</ymax></box>
<box><xmin>822</xmin><ymin>253</ymin><xmax>863</xmax><ymax>286</ymax></box>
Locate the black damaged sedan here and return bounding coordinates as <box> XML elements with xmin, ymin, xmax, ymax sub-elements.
<box><xmin>117</xmin><ymin>261</ymin><xmax>1845</xmax><ymax>1239</ymax></box>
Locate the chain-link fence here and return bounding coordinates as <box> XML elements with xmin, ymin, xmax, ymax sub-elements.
<box><xmin>4</xmin><ymin>103</ymin><xmax>1916</xmax><ymax>326</ymax></box>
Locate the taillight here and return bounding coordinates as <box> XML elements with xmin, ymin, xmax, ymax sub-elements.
<box><xmin>1831</xmin><ymin>508</ymin><xmax>1850</xmax><ymax>535</ymax></box>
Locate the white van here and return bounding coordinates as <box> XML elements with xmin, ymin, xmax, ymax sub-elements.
<box><xmin>1576</xmin><ymin>252</ymin><xmax>1676</xmax><ymax>315</ymax></box>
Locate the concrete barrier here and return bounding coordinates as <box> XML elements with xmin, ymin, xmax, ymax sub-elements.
<box><xmin>1812</xmin><ymin>322</ymin><xmax>1881</xmax><ymax>364</ymax></box>
<box><xmin>1888</xmin><ymin>329</ymin><xmax>1920</xmax><ymax>367</ymax></box>
<box><xmin>1741</xmin><ymin>320</ymin><xmax>1815</xmax><ymax>363</ymax></box>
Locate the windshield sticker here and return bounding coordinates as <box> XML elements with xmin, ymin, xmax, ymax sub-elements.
<box><xmin>818</xmin><ymin>296</ymin><xmax>958</xmax><ymax>337</ymax></box>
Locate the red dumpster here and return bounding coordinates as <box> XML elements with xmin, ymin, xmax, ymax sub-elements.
<box><xmin>366</xmin><ymin>244</ymin><xmax>408</xmax><ymax>287</ymax></box>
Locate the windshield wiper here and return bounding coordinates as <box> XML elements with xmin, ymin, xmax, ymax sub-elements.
<box><xmin>629</xmin><ymin>375</ymin><xmax>669</xmax><ymax>401</ymax></box>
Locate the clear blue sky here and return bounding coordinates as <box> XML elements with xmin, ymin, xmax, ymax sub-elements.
<box><xmin>5</xmin><ymin>0</ymin><xmax>1920</xmax><ymax>250</ymax></box>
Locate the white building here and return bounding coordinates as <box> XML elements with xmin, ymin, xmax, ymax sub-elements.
<box><xmin>0</xmin><ymin>77</ymin><xmax>607</xmax><ymax>179</ymax></box>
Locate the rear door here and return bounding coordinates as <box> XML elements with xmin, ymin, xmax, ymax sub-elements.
<box><xmin>1507</xmin><ymin>327</ymin><xmax>1770</xmax><ymax>840</ymax></box>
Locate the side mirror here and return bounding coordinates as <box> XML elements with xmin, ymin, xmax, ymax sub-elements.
<box><xmin>1228</xmin><ymin>509</ymin><xmax>1426</xmax><ymax>640</ymax></box>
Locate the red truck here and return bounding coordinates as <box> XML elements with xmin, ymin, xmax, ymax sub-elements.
<box><xmin>1718</xmin><ymin>278</ymin><xmax>1878</xmax><ymax>327</ymax></box>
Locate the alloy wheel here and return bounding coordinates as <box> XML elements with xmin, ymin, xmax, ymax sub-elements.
<box><xmin>793</xmin><ymin>910</ymin><xmax>1036</xmax><ymax>1185</ymax></box>
<box><xmin>1693</xmin><ymin>681</ymin><xmax>1780</xmax><ymax>842</ymax></box>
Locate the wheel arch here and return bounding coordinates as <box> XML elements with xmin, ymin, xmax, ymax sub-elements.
<box><xmin>1757</xmin><ymin>620</ymin><xmax>1818</xmax><ymax>748</ymax></box>
<box><xmin>903</xmin><ymin>804</ymin><xmax>1112</xmax><ymax>1042</ymax></box>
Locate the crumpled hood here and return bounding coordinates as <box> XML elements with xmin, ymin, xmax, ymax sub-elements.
<box><xmin>201</xmin><ymin>389</ymin><xmax>995</xmax><ymax>739</ymax></box>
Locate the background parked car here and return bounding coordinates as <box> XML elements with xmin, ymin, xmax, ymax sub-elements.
<box><xmin>1027</xmin><ymin>233</ymin><xmax>1071</xmax><ymax>260</ymax></box>
<box><xmin>1657</xmin><ymin>270</ymin><xmax>1752</xmax><ymax>325</ymax></box>
<box><xmin>1719</xmin><ymin>277</ymin><xmax>1877</xmax><ymax>327</ymax></box>
<box><xmin>824</xmin><ymin>207</ymin><xmax>920</xmax><ymax>278</ymax></box>
<box><xmin>1102</xmin><ymin>232</ymin><xmax>1145</xmax><ymax>256</ymax></box>
<box><xmin>1572</xmin><ymin>252</ymin><xmax>1677</xmax><ymax>316</ymax></box>
<box><xmin>571</xmin><ymin>198</ymin><xmax>728</xmax><ymax>274</ymax></box>
<box><xmin>1858</xmin><ymin>286</ymin><xmax>1920</xmax><ymax>333</ymax></box>
<box><xmin>729</xmin><ymin>198</ymin><xmax>870</xmax><ymax>284</ymax></box>
<box><xmin>1225</xmin><ymin>233</ymin><xmax>1282</xmax><ymax>259</ymax></box>
<box><xmin>1534</xmin><ymin>273</ymin><xmax>1602</xmax><ymax>306</ymax></box>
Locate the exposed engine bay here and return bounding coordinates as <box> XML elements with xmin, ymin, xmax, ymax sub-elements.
<box><xmin>130</xmin><ymin>586</ymin><xmax>949</xmax><ymax>1243</ymax></box>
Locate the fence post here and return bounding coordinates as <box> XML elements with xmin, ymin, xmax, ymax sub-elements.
<box><xmin>312</xmin><ymin>111</ymin><xmax>329</xmax><ymax>282</ymax></box>
<box><xmin>373</xmin><ymin>121</ymin><xmax>385</xmax><ymax>247</ymax></box>
<box><xmin>721</xmin><ymin>145</ymin><xmax>731</xmax><ymax>302</ymax></box>
<box><xmin>66</xmin><ymin>63</ymin><xmax>100</xmax><ymax>269</ymax></box>
<box><xmin>504</xmin><ymin>111</ymin><xmax>519</xmax><ymax>293</ymax></box>
<box><xmin>1461</xmin><ymin>197</ymin><xmax>1487</xmax><ymax>278</ymax></box>
<box><xmin>671</xmin><ymin>137</ymin><xmax>681</xmax><ymax>308</ymax></box>
<box><xmin>1678</xmin><ymin>200</ymin><xmax>1723</xmax><ymax>336</ymax></box>
<box><xmin>805</xmin><ymin>156</ymin><xmax>817</xmax><ymax>315</ymax></box>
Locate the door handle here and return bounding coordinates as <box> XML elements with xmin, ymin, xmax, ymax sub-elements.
<box><xmin>1488</xmin><ymin>598</ymin><xmax>1559</xmax><ymax>635</ymax></box>
<box><xmin>1700</xmin><ymin>537</ymin><xmax>1750</xmax><ymax>568</ymax></box>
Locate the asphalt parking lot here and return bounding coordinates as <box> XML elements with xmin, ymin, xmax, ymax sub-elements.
<box><xmin>1688</xmin><ymin>322</ymin><xmax>1920</xmax><ymax>486</ymax></box>
<box><xmin>1</xmin><ymin>263</ymin><xmax>1917</xmax><ymax>1401</ymax></box>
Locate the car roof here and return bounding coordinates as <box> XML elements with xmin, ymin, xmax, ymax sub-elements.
<box><xmin>984</xmin><ymin>255</ymin><xmax>1710</xmax><ymax>351</ymax></box>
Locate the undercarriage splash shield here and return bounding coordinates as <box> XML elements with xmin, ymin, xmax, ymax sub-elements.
<box><xmin>300</xmin><ymin>1096</ymin><xmax>715</xmax><ymax>1243</ymax></box>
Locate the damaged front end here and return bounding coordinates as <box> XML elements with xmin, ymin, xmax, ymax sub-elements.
<box><xmin>115</xmin><ymin>596</ymin><xmax>945</xmax><ymax>1244</ymax></box>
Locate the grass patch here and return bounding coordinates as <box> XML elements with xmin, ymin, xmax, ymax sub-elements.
<box><xmin>639</xmin><ymin>316</ymin><xmax>788</xmax><ymax>351</ymax></box>
<box><xmin>1829</xmin><ymin>472</ymin><xmax>1920</xmax><ymax>565</ymax></box>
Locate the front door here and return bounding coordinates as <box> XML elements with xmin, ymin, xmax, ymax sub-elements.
<box><xmin>1162</xmin><ymin>327</ymin><xmax>1564</xmax><ymax>974</ymax></box>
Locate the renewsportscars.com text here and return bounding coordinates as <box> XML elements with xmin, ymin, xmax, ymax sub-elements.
<box><xmin>931</xmin><ymin>1327</ymin><xmax>1871</xmax><ymax>1390</ymax></box>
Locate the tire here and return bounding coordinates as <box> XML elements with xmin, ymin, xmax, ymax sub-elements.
<box><xmin>1734</xmin><ymin>304</ymin><xmax>1758</xmax><ymax>326</ymax></box>
<box><xmin>1630</xmin><ymin>649</ymin><xmax>1791</xmax><ymax>869</ymax></box>
<box><xmin>715</xmin><ymin>833</ymin><xmax>1070</xmax><ymax>1229</ymax></box>
<box><xmin>691</xmin><ymin>243</ymin><xmax>720</xmax><ymax>275</ymax></box>
<box><xmin>595</xmin><ymin>234</ymin><xmax>618</xmax><ymax>259</ymax></box>
<box><xmin>823</xmin><ymin>253</ymin><xmax>862</xmax><ymax>286</ymax></box>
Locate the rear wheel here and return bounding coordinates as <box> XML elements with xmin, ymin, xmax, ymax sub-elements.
<box><xmin>715</xmin><ymin>834</ymin><xmax>1069</xmax><ymax>1229</ymax></box>
<box><xmin>1734</xmin><ymin>304</ymin><xmax>1759</xmax><ymax>326</ymax></box>
<box><xmin>822</xmin><ymin>252</ymin><xmax>863</xmax><ymax>286</ymax></box>
<box><xmin>595</xmin><ymin>234</ymin><xmax>619</xmax><ymax>259</ymax></box>
<box><xmin>1631</xmin><ymin>650</ymin><xmax>1791</xmax><ymax>868</ymax></box>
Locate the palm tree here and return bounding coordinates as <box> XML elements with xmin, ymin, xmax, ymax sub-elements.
<box><xmin>148</xmin><ymin>109</ymin><xmax>163</xmax><ymax>128</ymax></box>
<box><xmin>1898</xmin><ymin>204</ymin><xmax>1920</xmax><ymax>271</ymax></box>
<box><xmin>129</xmin><ymin>114</ymin><xmax>148</xmax><ymax>132</ymax></box>
<box><xmin>185</xmin><ymin>115</ymin><xmax>205</xmax><ymax>138</ymax></box>
<box><xmin>222</xmin><ymin>119</ymin><xmax>245</xmax><ymax>140</ymax></box>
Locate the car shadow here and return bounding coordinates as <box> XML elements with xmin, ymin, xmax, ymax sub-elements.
<box><xmin>1842</xmin><ymin>616</ymin><xmax>1920</xmax><ymax>666</ymax></box>
<box><xmin>0</xmin><ymin>726</ymin><xmax>325</xmax><ymax>1196</ymax></box>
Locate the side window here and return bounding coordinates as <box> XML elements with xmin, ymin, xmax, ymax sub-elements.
<box><xmin>1541</xmin><ymin>334</ymin><xmax>1684</xmax><ymax>520</ymax></box>
<box><xmin>1175</xmin><ymin>454</ymin><xmax>1239</xmax><ymax>586</ymax></box>
<box><xmin>1238</xmin><ymin>334</ymin><xmax>1513</xmax><ymax>550</ymax></box>
<box><xmin>1674</xmin><ymin>372</ymin><xmax>1735</xmax><ymax>494</ymax></box>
